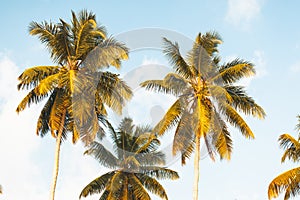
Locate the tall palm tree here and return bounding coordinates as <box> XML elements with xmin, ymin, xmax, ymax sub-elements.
<box><xmin>80</xmin><ymin>118</ymin><xmax>179</xmax><ymax>200</ymax></box>
<box><xmin>16</xmin><ymin>10</ymin><xmax>132</xmax><ymax>200</ymax></box>
<box><xmin>268</xmin><ymin>116</ymin><xmax>300</xmax><ymax>200</ymax></box>
<box><xmin>140</xmin><ymin>32</ymin><xmax>265</xmax><ymax>200</ymax></box>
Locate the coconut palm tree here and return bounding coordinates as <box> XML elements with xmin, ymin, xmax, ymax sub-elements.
<box><xmin>80</xmin><ymin>117</ymin><xmax>179</xmax><ymax>200</ymax></box>
<box><xmin>16</xmin><ymin>10</ymin><xmax>132</xmax><ymax>200</ymax></box>
<box><xmin>268</xmin><ymin>116</ymin><xmax>300</xmax><ymax>200</ymax></box>
<box><xmin>140</xmin><ymin>32</ymin><xmax>265</xmax><ymax>200</ymax></box>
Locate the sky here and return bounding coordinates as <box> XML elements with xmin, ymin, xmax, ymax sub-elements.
<box><xmin>0</xmin><ymin>0</ymin><xmax>300</xmax><ymax>199</ymax></box>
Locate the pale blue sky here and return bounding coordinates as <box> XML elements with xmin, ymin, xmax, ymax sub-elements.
<box><xmin>1</xmin><ymin>0</ymin><xmax>300</xmax><ymax>200</ymax></box>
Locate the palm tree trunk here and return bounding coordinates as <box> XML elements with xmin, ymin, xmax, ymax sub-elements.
<box><xmin>49</xmin><ymin>109</ymin><xmax>66</xmax><ymax>200</ymax></box>
<box><xmin>193</xmin><ymin>135</ymin><xmax>200</xmax><ymax>200</ymax></box>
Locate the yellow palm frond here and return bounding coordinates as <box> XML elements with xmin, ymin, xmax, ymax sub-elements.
<box><xmin>279</xmin><ymin>134</ymin><xmax>300</xmax><ymax>163</ymax></box>
<box><xmin>268</xmin><ymin>167</ymin><xmax>300</xmax><ymax>200</ymax></box>
<box><xmin>211</xmin><ymin>59</ymin><xmax>255</xmax><ymax>84</ymax></box>
<box><xmin>162</xmin><ymin>37</ymin><xmax>195</xmax><ymax>79</ymax></box>
<box><xmin>211</xmin><ymin>111</ymin><xmax>232</xmax><ymax>160</ymax></box>
<box><xmin>83</xmin><ymin>37</ymin><xmax>129</xmax><ymax>70</ymax></box>
<box><xmin>129</xmin><ymin>174</ymin><xmax>151</xmax><ymax>200</ymax></box>
<box><xmin>17</xmin><ymin>66</ymin><xmax>60</xmax><ymax>90</ymax></box>
<box><xmin>79</xmin><ymin>172</ymin><xmax>114</xmax><ymax>198</ymax></box>
<box><xmin>16</xmin><ymin>88</ymin><xmax>48</xmax><ymax>113</ymax></box>
<box><xmin>34</xmin><ymin>73</ymin><xmax>60</xmax><ymax>95</ymax></box>
<box><xmin>153</xmin><ymin>99</ymin><xmax>183</xmax><ymax>135</ymax></box>
<box><xmin>221</xmin><ymin>103</ymin><xmax>255</xmax><ymax>139</ymax></box>
<box><xmin>225</xmin><ymin>85</ymin><xmax>266</xmax><ymax>119</ymax></box>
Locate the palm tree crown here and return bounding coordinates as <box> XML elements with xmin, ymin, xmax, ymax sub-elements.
<box><xmin>80</xmin><ymin>118</ymin><xmax>179</xmax><ymax>200</ymax></box>
<box><xmin>140</xmin><ymin>32</ymin><xmax>265</xmax><ymax>200</ymax></box>
<box><xmin>16</xmin><ymin>9</ymin><xmax>132</xmax><ymax>143</ymax></box>
<box><xmin>268</xmin><ymin>116</ymin><xmax>300</xmax><ymax>200</ymax></box>
<box><xmin>16</xmin><ymin>10</ymin><xmax>132</xmax><ymax>200</ymax></box>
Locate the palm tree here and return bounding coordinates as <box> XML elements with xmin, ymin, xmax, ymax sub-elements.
<box><xmin>80</xmin><ymin>118</ymin><xmax>179</xmax><ymax>200</ymax></box>
<box><xmin>268</xmin><ymin>116</ymin><xmax>300</xmax><ymax>200</ymax></box>
<box><xmin>140</xmin><ymin>32</ymin><xmax>265</xmax><ymax>200</ymax></box>
<box><xmin>16</xmin><ymin>10</ymin><xmax>132</xmax><ymax>200</ymax></box>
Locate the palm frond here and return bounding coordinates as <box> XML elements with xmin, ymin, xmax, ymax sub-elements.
<box><xmin>34</xmin><ymin>72</ymin><xmax>60</xmax><ymax>95</ymax></box>
<box><xmin>172</xmin><ymin>112</ymin><xmax>194</xmax><ymax>156</ymax></box>
<box><xmin>279</xmin><ymin>134</ymin><xmax>300</xmax><ymax>163</ymax></box>
<box><xmin>194</xmin><ymin>31</ymin><xmax>222</xmax><ymax>56</ymax></box>
<box><xmin>212</xmin><ymin>111</ymin><xmax>232</xmax><ymax>160</ymax></box>
<box><xmin>140</xmin><ymin>73</ymin><xmax>188</xmax><ymax>96</ymax></box>
<box><xmin>48</xmin><ymin>90</ymin><xmax>68</xmax><ymax>137</ymax></box>
<box><xmin>54</xmin><ymin>19</ymin><xmax>73</xmax><ymax>64</ymax></box>
<box><xmin>128</xmin><ymin>174</ymin><xmax>151</xmax><ymax>200</ymax></box>
<box><xmin>225</xmin><ymin>85</ymin><xmax>266</xmax><ymax>119</ymax></box>
<box><xmin>29</xmin><ymin>21</ymin><xmax>59</xmax><ymax>61</ymax></box>
<box><xmin>296</xmin><ymin>115</ymin><xmax>300</xmax><ymax>134</ymax></box>
<box><xmin>99</xmin><ymin>190</ymin><xmax>109</xmax><ymax>200</ymax></box>
<box><xmin>80</xmin><ymin>171</ymin><xmax>114</xmax><ymax>198</ymax></box>
<box><xmin>162</xmin><ymin>37</ymin><xmax>194</xmax><ymax>79</ymax></box>
<box><xmin>140</xmin><ymin>167</ymin><xmax>179</xmax><ymax>180</ymax></box>
<box><xmin>36</xmin><ymin>89</ymin><xmax>58</xmax><ymax>137</ymax></box>
<box><xmin>16</xmin><ymin>88</ymin><xmax>48</xmax><ymax>113</ymax></box>
<box><xmin>283</xmin><ymin>181</ymin><xmax>300</xmax><ymax>200</ymax></box>
<box><xmin>96</xmin><ymin>72</ymin><xmax>132</xmax><ymax>115</ymax></box>
<box><xmin>220</xmin><ymin>103</ymin><xmax>255</xmax><ymax>139</ymax></box>
<box><xmin>268</xmin><ymin>167</ymin><xmax>300</xmax><ymax>200</ymax></box>
<box><xmin>153</xmin><ymin>99</ymin><xmax>183</xmax><ymax>135</ymax></box>
<box><xmin>17</xmin><ymin>66</ymin><xmax>60</xmax><ymax>90</ymax></box>
<box><xmin>136</xmin><ymin>174</ymin><xmax>168</xmax><ymax>200</ymax></box>
<box><xmin>84</xmin><ymin>141</ymin><xmax>119</xmax><ymax>169</ymax></box>
<box><xmin>195</xmin><ymin>96</ymin><xmax>212</xmax><ymax>138</ymax></box>
<box><xmin>189</xmin><ymin>40</ymin><xmax>213</xmax><ymax>78</ymax></box>
<box><xmin>136</xmin><ymin>151</ymin><xmax>165</xmax><ymax>166</ymax></box>
<box><xmin>212</xmin><ymin>59</ymin><xmax>256</xmax><ymax>84</ymax></box>
<box><xmin>107</xmin><ymin>172</ymin><xmax>126</xmax><ymax>199</ymax></box>
<box><xmin>209</xmin><ymin>85</ymin><xmax>233</xmax><ymax>105</ymax></box>
<box><xmin>83</xmin><ymin>37</ymin><xmax>129</xmax><ymax>70</ymax></box>
<box><xmin>72</xmin><ymin>10</ymin><xmax>106</xmax><ymax>60</ymax></box>
<box><xmin>181</xmin><ymin>140</ymin><xmax>195</xmax><ymax>165</ymax></box>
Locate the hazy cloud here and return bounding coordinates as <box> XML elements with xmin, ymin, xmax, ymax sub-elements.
<box><xmin>225</xmin><ymin>0</ymin><xmax>263</xmax><ymax>29</ymax></box>
<box><xmin>0</xmin><ymin>55</ymin><xmax>103</xmax><ymax>200</ymax></box>
<box><xmin>290</xmin><ymin>61</ymin><xmax>300</xmax><ymax>73</ymax></box>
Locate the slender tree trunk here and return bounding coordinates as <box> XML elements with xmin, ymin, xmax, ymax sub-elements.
<box><xmin>193</xmin><ymin>135</ymin><xmax>200</xmax><ymax>200</ymax></box>
<box><xmin>49</xmin><ymin>110</ymin><xmax>66</xmax><ymax>200</ymax></box>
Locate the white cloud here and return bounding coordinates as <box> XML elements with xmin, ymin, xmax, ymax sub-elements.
<box><xmin>141</xmin><ymin>57</ymin><xmax>161</xmax><ymax>65</ymax></box>
<box><xmin>0</xmin><ymin>55</ymin><xmax>46</xmax><ymax>199</ymax></box>
<box><xmin>290</xmin><ymin>61</ymin><xmax>300</xmax><ymax>73</ymax></box>
<box><xmin>253</xmin><ymin>50</ymin><xmax>267</xmax><ymax>78</ymax></box>
<box><xmin>0</xmin><ymin>54</ymin><xmax>102</xmax><ymax>200</ymax></box>
<box><xmin>225</xmin><ymin>0</ymin><xmax>263</xmax><ymax>29</ymax></box>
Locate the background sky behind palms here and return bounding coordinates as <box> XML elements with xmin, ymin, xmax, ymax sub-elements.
<box><xmin>0</xmin><ymin>0</ymin><xmax>300</xmax><ymax>199</ymax></box>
